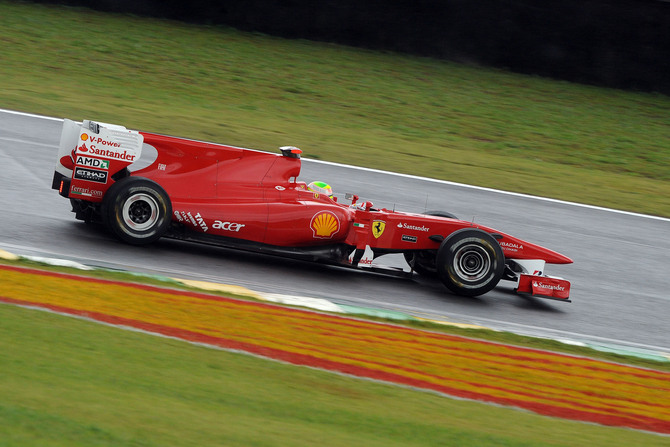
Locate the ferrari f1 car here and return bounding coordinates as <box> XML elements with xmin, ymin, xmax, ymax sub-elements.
<box><xmin>52</xmin><ymin>119</ymin><xmax>572</xmax><ymax>301</ymax></box>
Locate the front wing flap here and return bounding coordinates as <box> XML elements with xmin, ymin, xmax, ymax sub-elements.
<box><xmin>516</xmin><ymin>274</ymin><xmax>571</xmax><ymax>302</ymax></box>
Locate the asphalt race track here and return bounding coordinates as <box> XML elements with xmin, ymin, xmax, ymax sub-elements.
<box><xmin>1</xmin><ymin>109</ymin><xmax>668</xmax><ymax>354</ymax></box>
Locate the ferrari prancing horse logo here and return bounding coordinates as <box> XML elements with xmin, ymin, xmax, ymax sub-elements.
<box><xmin>372</xmin><ymin>220</ymin><xmax>386</xmax><ymax>239</ymax></box>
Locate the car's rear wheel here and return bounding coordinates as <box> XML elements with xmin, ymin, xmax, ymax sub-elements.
<box><xmin>404</xmin><ymin>211</ymin><xmax>458</xmax><ymax>276</ymax></box>
<box><xmin>102</xmin><ymin>177</ymin><xmax>171</xmax><ymax>245</ymax></box>
<box><xmin>436</xmin><ymin>228</ymin><xmax>504</xmax><ymax>297</ymax></box>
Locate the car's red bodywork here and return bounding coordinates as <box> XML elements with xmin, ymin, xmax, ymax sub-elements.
<box><xmin>53</xmin><ymin>120</ymin><xmax>572</xmax><ymax>301</ymax></box>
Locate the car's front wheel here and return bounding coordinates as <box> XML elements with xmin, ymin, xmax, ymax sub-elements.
<box><xmin>436</xmin><ymin>228</ymin><xmax>504</xmax><ymax>297</ymax></box>
<box><xmin>102</xmin><ymin>177</ymin><xmax>171</xmax><ymax>245</ymax></box>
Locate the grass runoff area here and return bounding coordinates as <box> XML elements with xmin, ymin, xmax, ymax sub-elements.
<box><xmin>0</xmin><ymin>261</ymin><xmax>669</xmax><ymax>447</ymax></box>
<box><xmin>1</xmin><ymin>1</ymin><xmax>669</xmax><ymax>216</ymax></box>
<box><xmin>4</xmin><ymin>256</ymin><xmax>670</xmax><ymax>373</ymax></box>
<box><xmin>1</xmin><ymin>258</ymin><xmax>669</xmax><ymax>447</ymax></box>
<box><xmin>1</xmin><ymin>305</ymin><xmax>666</xmax><ymax>447</ymax></box>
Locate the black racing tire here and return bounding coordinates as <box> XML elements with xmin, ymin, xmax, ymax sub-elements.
<box><xmin>403</xmin><ymin>210</ymin><xmax>458</xmax><ymax>276</ymax></box>
<box><xmin>101</xmin><ymin>177</ymin><xmax>171</xmax><ymax>245</ymax></box>
<box><xmin>436</xmin><ymin>228</ymin><xmax>504</xmax><ymax>297</ymax></box>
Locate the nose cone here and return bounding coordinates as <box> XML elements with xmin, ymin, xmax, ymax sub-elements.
<box><xmin>496</xmin><ymin>233</ymin><xmax>573</xmax><ymax>264</ymax></box>
<box><xmin>540</xmin><ymin>247</ymin><xmax>573</xmax><ymax>265</ymax></box>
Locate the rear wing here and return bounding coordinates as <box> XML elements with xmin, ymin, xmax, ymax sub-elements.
<box><xmin>52</xmin><ymin>119</ymin><xmax>143</xmax><ymax>201</ymax></box>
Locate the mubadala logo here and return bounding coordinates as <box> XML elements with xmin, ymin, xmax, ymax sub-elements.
<box><xmin>533</xmin><ymin>281</ymin><xmax>565</xmax><ymax>291</ymax></box>
<box><xmin>397</xmin><ymin>223</ymin><xmax>429</xmax><ymax>232</ymax></box>
<box><xmin>213</xmin><ymin>220</ymin><xmax>245</xmax><ymax>232</ymax></box>
<box><xmin>76</xmin><ymin>156</ymin><xmax>109</xmax><ymax>170</ymax></box>
<box><xmin>499</xmin><ymin>241</ymin><xmax>523</xmax><ymax>251</ymax></box>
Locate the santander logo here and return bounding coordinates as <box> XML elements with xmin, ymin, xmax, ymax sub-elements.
<box><xmin>533</xmin><ymin>281</ymin><xmax>565</xmax><ymax>291</ymax></box>
<box><xmin>77</xmin><ymin>133</ymin><xmax>136</xmax><ymax>161</ymax></box>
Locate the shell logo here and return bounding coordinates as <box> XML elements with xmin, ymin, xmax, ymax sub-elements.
<box><xmin>310</xmin><ymin>211</ymin><xmax>340</xmax><ymax>239</ymax></box>
<box><xmin>81</xmin><ymin>133</ymin><xmax>89</xmax><ymax>141</ymax></box>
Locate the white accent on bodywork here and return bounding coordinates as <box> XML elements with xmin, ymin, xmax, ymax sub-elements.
<box><xmin>56</xmin><ymin>119</ymin><xmax>144</xmax><ymax>177</ymax></box>
<box><xmin>55</xmin><ymin>119</ymin><xmax>81</xmax><ymax>177</ymax></box>
<box><xmin>349</xmin><ymin>245</ymin><xmax>375</xmax><ymax>268</ymax></box>
<box><xmin>129</xmin><ymin>143</ymin><xmax>158</xmax><ymax>172</ymax></box>
<box><xmin>510</xmin><ymin>259</ymin><xmax>546</xmax><ymax>276</ymax></box>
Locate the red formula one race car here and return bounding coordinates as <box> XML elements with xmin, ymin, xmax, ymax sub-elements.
<box><xmin>52</xmin><ymin>120</ymin><xmax>572</xmax><ymax>301</ymax></box>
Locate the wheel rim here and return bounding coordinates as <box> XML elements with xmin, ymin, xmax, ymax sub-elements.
<box><xmin>122</xmin><ymin>193</ymin><xmax>159</xmax><ymax>231</ymax></box>
<box><xmin>452</xmin><ymin>243</ymin><xmax>491</xmax><ymax>282</ymax></box>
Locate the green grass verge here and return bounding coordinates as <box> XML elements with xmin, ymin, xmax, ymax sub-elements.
<box><xmin>1</xmin><ymin>1</ymin><xmax>669</xmax><ymax>216</ymax></box>
<box><xmin>2</xmin><ymin>303</ymin><xmax>669</xmax><ymax>447</ymax></box>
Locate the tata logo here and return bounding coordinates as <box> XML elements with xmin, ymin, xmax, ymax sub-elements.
<box><xmin>76</xmin><ymin>156</ymin><xmax>109</xmax><ymax>170</ymax></box>
<box><xmin>213</xmin><ymin>220</ymin><xmax>245</xmax><ymax>232</ymax></box>
<box><xmin>194</xmin><ymin>212</ymin><xmax>209</xmax><ymax>233</ymax></box>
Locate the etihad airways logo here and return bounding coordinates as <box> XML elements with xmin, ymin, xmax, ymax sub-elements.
<box><xmin>74</xmin><ymin>167</ymin><xmax>108</xmax><ymax>184</ymax></box>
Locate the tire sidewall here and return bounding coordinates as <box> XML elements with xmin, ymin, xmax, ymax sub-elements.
<box><xmin>436</xmin><ymin>228</ymin><xmax>504</xmax><ymax>297</ymax></box>
<box><xmin>102</xmin><ymin>177</ymin><xmax>171</xmax><ymax>245</ymax></box>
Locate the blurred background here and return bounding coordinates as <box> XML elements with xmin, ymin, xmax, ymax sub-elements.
<box><xmin>28</xmin><ymin>0</ymin><xmax>670</xmax><ymax>94</ymax></box>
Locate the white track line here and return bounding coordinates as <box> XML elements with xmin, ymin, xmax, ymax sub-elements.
<box><xmin>3</xmin><ymin>108</ymin><xmax>667</xmax><ymax>222</ymax></box>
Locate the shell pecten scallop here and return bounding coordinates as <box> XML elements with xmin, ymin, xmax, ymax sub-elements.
<box><xmin>310</xmin><ymin>211</ymin><xmax>340</xmax><ymax>238</ymax></box>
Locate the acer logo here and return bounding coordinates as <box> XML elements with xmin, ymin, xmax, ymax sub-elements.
<box><xmin>213</xmin><ymin>220</ymin><xmax>245</xmax><ymax>232</ymax></box>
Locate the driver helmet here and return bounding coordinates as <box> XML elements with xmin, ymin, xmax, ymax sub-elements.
<box><xmin>308</xmin><ymin>181</ymin><xmax>333</xmax><ymax>198</ymax></box>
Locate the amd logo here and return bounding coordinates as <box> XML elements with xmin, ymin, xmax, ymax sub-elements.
<box><xmin>76</xmin><ymin>156</ymin><xmax>109</xmax><ymax>170</ymax></box>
